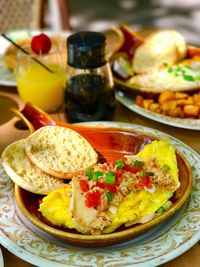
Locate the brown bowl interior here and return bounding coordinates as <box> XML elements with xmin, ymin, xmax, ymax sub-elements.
<box><xmin>15</xmin><ymin>126</ymin><xmax>192</xmax><ymax>247</ymax></box>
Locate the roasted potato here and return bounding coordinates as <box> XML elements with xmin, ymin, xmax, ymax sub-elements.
<box><xmin>135</xmin><ymin>90</ymin><xmax>200</xmax><ymax>119</ymax></box>
<box><xmin>183</xmin><ymin>105</ymin><xmax>199</xmax><ymax>117</ymax></box>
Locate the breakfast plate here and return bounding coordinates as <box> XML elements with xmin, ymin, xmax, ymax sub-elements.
<box><xmin>116</xmin><ymin>90</ymin><xmax>200</xmax><ymax>130</ymax></box>
<box><xmin>0</xmin><ymin>122</ymin><xmax>199</xmax><ymax>267</ymax></box>
<box><xmin>0</xmin><ymin>29</ymin><xmax>70</xmax><ymax>87</ymax></box>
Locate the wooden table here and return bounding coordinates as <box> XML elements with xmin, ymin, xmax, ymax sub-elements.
<box><xmin>0</xmin><ymin>86</ymin><xmax>199</xmax><ymax>267</ymax></box>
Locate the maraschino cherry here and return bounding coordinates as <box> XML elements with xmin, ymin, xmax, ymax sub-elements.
<box><xmin>31</xmin><ymin>33</ymin><xmax>52</xmax><ymax>54</ymax></box>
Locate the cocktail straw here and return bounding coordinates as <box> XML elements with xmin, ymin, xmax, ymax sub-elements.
<box><xmin>1</xmin><ymin>33</ymin><xmax>54</xmax><ymax>73</ymax></box>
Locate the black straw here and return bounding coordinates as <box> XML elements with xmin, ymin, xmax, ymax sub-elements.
<box><xmin>2</xmin><ymin>33</ymin><xmax>54</xmax><ymax>73</ymax></box>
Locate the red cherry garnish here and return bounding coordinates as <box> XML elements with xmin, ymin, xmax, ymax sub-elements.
<box><xmin>31</xmin><ymin>33</ymin><xmax>52</xmax><ymax>55</ymax></box>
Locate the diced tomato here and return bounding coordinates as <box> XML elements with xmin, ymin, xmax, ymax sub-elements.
<box><xmin>115</xmin><ymin>169</ymin><xmax>124</xmax><ymax>185</ymax></box>
<box><xmin>96</xmin><ymin>182</ymin><xmax>117</xmax><ymax>193</ymax></box>
<box><xmin>105</xmin><ymin>184</ymin><xmax>117</xmax><ymax>193</ymax></box>
<box><xmin>139</xmin><ymin>175</ymin><xmax>151</xmax><ymax>189</ymax></box>
<box><xmin>85</xmin><ymin>191</ymin><xmax>101</xmax><ymax>208</ymax></box>
<box><xmin>79</xmin><ymin>180</ymin><xmax>89</xmax><ymax>192</ymax></box>
<box><xmin>105</xmin><ymin>160</ymin><xmax>116</xmax><ymax>169</ymax></box>
<box><xmin>124</xmin><ymin>164</ymin><xmax>142</xmax><ymax>173</ymax></box>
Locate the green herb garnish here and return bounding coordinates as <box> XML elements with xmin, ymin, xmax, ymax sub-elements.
<box><xmin>183</xmin><ymin>75</ymin><xmax>195</xmax><ymax>82</ymax></box>
<box><xmin>174</xmin><ymin>72</ymin><xmax>180</xmax><ymax>77</ymax></box>
<box><xmin>106</xmin><ymin>191</ymin><xmax>113</xmax><ymax>202</ymax></box>
<box><xmin>140</xmin><ymin>170</ymin><xmax>146</xmax><ymax>177</ymax></box>
<box><xmin>133</xmin><ymin>160</ymin><xmax>143</xmax><ymax>167</ymax></box>
<box><xmin>149</xmin><ymin>171</ymin><xmax>154</xmax><ymax>176</ymax></box>
<box><xmin>167</xmin><ymin>64</ymin><xmax>196</xmax><ymax>82</ymax></box>
<box><xmin>175</xmin><ymin>66</ymin><xmax>182</xmax><ymax>72</ymax></box>
<box><xmin>105</xmin><ymin>173</ymin><xmax>115</xmax><ymax>184</ymax></box>
<box><xmin>85</xmin><ymin>168</ymin><xmax>94</xmax><ymax>179</ymax></box>
<box><xmin>92</xmin><ymin>171</ymin><xmax>103</xmax><ymax>181</ymax></box>
<box><xmin>167</xmin><ymin>66</ymin><xmax>173</xmax><ymax>73</ymax></box>
<box><xmin>157</xmin><ymin>207</ymin><xmax>164</xmax><ymax>213</ymax></box>
<box><xmin>184</xmin><ymin>65</ymin><xmax>192</xmax><ymax>70</ymax></box>
<box><xmin>162</xmin><ymin>200</ymin><xmax>172</xmax><ymax>210</ymax></box>
<box><xmin>157</xmin><ymin>201</ymin><xmax>172</xmax><ymax>213</ymax></box>
<box><xmin>115</xmin><ymin>160</ymin><xmax>125</xmax><ymax>169</ymax></box>
<box><xmin>162</xmin><ymin>164</ymin><xmax>171</xmax><ymax>171</ymax></box>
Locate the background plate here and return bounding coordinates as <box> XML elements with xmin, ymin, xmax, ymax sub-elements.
<box><xmin>0</xmin><ymin>248</ymin><xmax>4</xmax><ymax>267</ymax></box>
<box><xmin>0</xmin><ymin>122</ymin><xmax>199</xmax><ymax>267</ymax></box>
<box><xmin>116</xmin><ymin>90</ymin><xmax>200</xmax><ymax>130</ymax></box>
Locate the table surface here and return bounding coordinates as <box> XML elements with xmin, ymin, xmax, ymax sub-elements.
<box><xmin>0</xmin><ymin>86</ymin><xmax>199</xmax><ymax>267</ymax></box>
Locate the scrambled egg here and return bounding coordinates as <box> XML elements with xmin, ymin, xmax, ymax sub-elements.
<box><xmin>39</xmin><ymin>187</ymin><xmax>75</xmax><ymax>228</ymax></box>
<box><xmin>103</xmin><ymin>140</ymin><xmax>178</xmax><ymax>233</ymax></box>
<box><xmin>39</xmin><ymin>140</ymin><xmax>179</xmax><ymax>234</ymax></box>
<box><xmin>137</xmin><ymin>139</ymin><xmax>179</xmax><ymax>188</ymax></box>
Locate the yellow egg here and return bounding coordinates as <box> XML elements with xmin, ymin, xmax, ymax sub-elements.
<box><xmin>103</xmin><ymin>187</ymin><xmax>173</xmax><ymax>233</ymax></box>
<box><xmin>39</xmin><ymin>187</ymin><xmax>75</xmax><ymax>228</ymax></box>
<box><xmin>137</xmin><ymin>139</ymin><xmax>179</xmax><ymax>188</ymax></box>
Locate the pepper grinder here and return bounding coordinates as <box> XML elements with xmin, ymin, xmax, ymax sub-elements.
<box><xmin>65</xmin><ymin>31</ymin><xmax>116</xmax><ymax>122</ymax></box>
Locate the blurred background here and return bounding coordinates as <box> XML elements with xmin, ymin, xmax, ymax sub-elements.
<box><xmin>0</xmin><ymin>0</ymin><xmax>200</xmax><ymax>44</ymax></box>
<box><xmin>69</xmin><ymin>0</ymin><xmax>200</xmax><ymax>45</ymax></box>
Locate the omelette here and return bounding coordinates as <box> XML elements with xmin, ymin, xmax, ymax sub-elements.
<box><xmin>39</xmin><ymin>140</ymin><xmax>179</xmax><ymax>235</ymax></box>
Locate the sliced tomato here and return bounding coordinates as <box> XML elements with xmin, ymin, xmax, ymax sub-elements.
<box><xmin>79</xmin><ymin>180</ymin><xmax>89</xmax><ymax>192</ymax></box>
<box><xmin>85</xmin><ymin>191</ymin><xmax>101</xmax><ymax>208</ymax></box>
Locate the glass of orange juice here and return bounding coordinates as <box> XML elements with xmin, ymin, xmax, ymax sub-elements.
<box><xmin>15</xmin><ymin>45</ymin><xmax>66</xmax><ymax>112</ymax></box>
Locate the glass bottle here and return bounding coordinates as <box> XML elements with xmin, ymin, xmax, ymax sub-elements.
<box><xmin>65</xmin><ymin>31</ymin><xmax>116</xmax><ymax>122</ymax></box>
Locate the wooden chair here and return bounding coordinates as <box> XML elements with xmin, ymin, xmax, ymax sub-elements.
<box><xmin>0</xmin><ymin>0</ymin><xmax>71</xmax><ymax>32</ymax></box>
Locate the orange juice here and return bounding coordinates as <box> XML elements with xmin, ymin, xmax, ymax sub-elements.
<box><xmin>16</xmin><ymin>62</ymin><xmax>65</xmax><ymax>112</ymax></box>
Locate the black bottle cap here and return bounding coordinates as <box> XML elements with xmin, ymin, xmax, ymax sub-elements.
<box><xmin>67</xmin><ymin>31</ymin><xmax>106</xmax><ymax>69</ymax></box>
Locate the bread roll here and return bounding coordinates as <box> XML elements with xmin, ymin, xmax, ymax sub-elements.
<box><xmin>1</xmin><ymin>139</ymin><xmax>66</xmax><ymax>194</ymax></box>
<box><xmin>25</xmin><ymin>126</ymin><xmax>98</xmax><ymax>179</ymax></box>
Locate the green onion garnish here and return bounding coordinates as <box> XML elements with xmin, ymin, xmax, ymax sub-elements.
<box><xmin>106</xmin><ymin>191</ymin><xmax>113</xmax><ymax>202</ymax></box>
<box><xmin>105</xmin><ymin>173</ymin><xmax>115</xmax><ymax>184</ymax></box>
<box><xmin>92</xmin><ymin>171</ymin><xmax>103</xmax><ymax>181</ymax></box>
<box><xmin>133</xmin><ymin>160</ymin><xmax>143</xmax><ymax>167</ymax></box>
<box><xmin>157</xmin><ymin>207</ymin><xmax>164</xmax><ymax>213</ymax></box>
<box><xmin>183</xmin><ymin>75</ymin><xmax>195</xmax><ymax>82</ymax></box>
<box><xmin>85</xmin><ymin>168</ymin><xmax>94</xmax><ymax>179</ymax></box>
<box><xmin>115</xmin><ymin>160</ymin><xmax>125</xmax><ymax>169</ymax></box>
<box><xmin>140</xmin><ymin>170</ymin><xmax>146</xmax><ymax>177</ymax></box>
<box><xmin>175</xmin><ymin>66</ymin><xmax>182</xmax><ymax>71</ymax></box>
<box><xmin>167</xmin><ymin>66</ymin><xmax>173</xmax><ymax>73</ymax></box>
<box><xmin>95</xmin><ymin>171</ymin><xmax>103</xmax><ymax>177</ymax></box>
<box><xmin>184</xmin><ymin>65</ymin><xmax>192</xmax><ymax>70</ymax></box>
<box><xmin>149</xmin><ymin>172</ymin><xmax>154</xmax><ymax>176</ymax></box>
<box><xmin>162</xmin><ymin>200</ymin><xmax>172</xmax><ymax>210</ymax></box>
<box><xmin>162</xmin><ymin>164</ymin><xmax>171</xmax><ymax>171</ymax></box>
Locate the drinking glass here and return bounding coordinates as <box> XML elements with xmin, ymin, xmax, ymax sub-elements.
<box><xmin>15</xmin><ymin>45</ymin><xmax>66</xmax><ymax>112</ymax></box>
